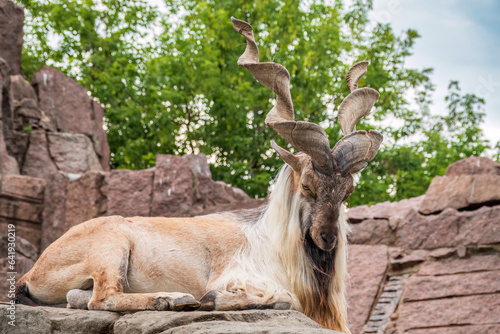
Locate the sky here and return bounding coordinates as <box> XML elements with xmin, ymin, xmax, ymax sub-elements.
<box><xmin>370</xmin><ymin>0</ymin><xmax>500</xmax><ymax>146</ymax></box>
<box><xmin>147</xmin><ymin>0</ymin><xmax>500</xmax><ymax>146</ymax></box>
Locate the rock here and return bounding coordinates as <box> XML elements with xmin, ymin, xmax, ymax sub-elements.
<box><xmin>40</xmin><ymin>172</ymin><xmax>69</xmax><ymax>251</ymax></box>
<box><xmin>151</xmin><ymin>155</ymin><xmax>194</xmax><ymax>217</ymax></box>
<box><xmin>346</xmin><ymin>205</ymin><xmax>370</xmax><ymax>223</ymax></box>
<box><xmin>0</xmin><ymin>256</ymin><xmax>35</xmax><ymax>302</ymax></box>
<box><xmin>2</xmin><ymin>129</ymin><xmax>28</xmax><ymax>168</ymax></box>
<box><xmin>0</xmin><ymin>174</ymin><xmax>46</xmax><ymax>202</ymax></box>
<box><xmin>446</xmin><ymin>156</ymin><xmax>500</xmax><ymax>176</ymax></box>
<box><xmin>0</xmin><ymin>217</ymin><xmax>41</xmax><ymax>253</ymax></box>
<box><xmin>185</xmin><ymin>153</ymin><xmax>212</xmax><ymax>178</ymax></box>
<box><xmin>389</xmin><ymin>249</ymin><xmax>428</xmax><ymax>269</ymax></box>
<box><xmin>419</xmin><ymin>175</ymin><xmax>500</xmax><ymax>214</ymax></box>
<box><xmin>348</xmin><ymin>219</ymin><xmax>394</xmax><ymax>245</ymax></box>
<box><xmin>32</xmin><ymin>66</ymin><xmax>95</xmax><ymax>135</ymax></box>
<box><xmin>397</xmin><ymin>294</ymin><xmax>500</xmax><ymax>332</ymax></box>
<box><xmin>21</xmin><ymin>130</ymin><xmax>58</xmax><ymax>179</ymax></box>
<box><xmin>396</xmin><ymin>205</ymin><xmax>500</xmax><ymax>249</ymax></box>
<box><xmin>347</xmin><ymin>196</ymin><xmax>423</xmax><ymax>226</ymax></box>
<box><xmin>0</xmin><ymin>235</ymin><xmax>38</xmax><ymax>261</ymax></box>
<box><xmin>8</xmin><ymin>75</ymin><xmax>54</xmax><ymax>132</ymax></box>
<box><xmin>65</xmin><ymin>171</ymin><xmax>107</xmax><ymax>228</ymax></box>
<box><xmin>106</xmin><ymin>169</ymin><xmax>154</xmax><ymax>217</ymax></box>
<box><xmin>0</xmin><ymin>0</ymin><xmax>24</xmax><ymax>75</ymax></box>
<box><xmin>90</xmin><ymin>101</ymin><xmax>110</xmax><ymax>170</ymax></box>
<box><xmin>113</xmin><ymin>310</ymin><xmax>341</xmax><ymax>334</ymax></box>
<box><xmin>0</xmin><ymin>198</ymin><xmax>43</xmax><ymax>223</ymax></box>
<box><xmin>0</xmin><ymin>304</ymin><xmax>342</xmax><ymax>334</ymax></box>
<box><xmin>0</xmin><ymin>303</ymin><xmax>120</xmax><ymax>334</ymax></box>
<box><xmin>346</xmin><ymin>245</ymin><xmax>388</xmax><ymax>334</ymax></box>
<box><xmin>0</xmin><ymin>175</ymin><xmax>45</xmax><ymax>224</ymax></box>
<box><xmin>418</xmin><ymin>254</ymin><xmax>500</xmax><ymax>276</ymax></box>
<box><xmin>404</xmin><ymin>270</ymin><xmax>500</xmax><ymax>302</ymax></box>
<box><xmin>402</xmin><ymin>325</ymin><xmax>500</xmax><ymax>334</ymax></box>
<box><xmin>47</xmin><ymin>132</ymin><xmax>102</xmax><ymax>173</ymax></box>
<box><xmin>192</xmin><ymin>176</ymin><xmax>262</xmax><ymax>216</ymax></box>
<box><xmin>0</xmin><ymin>121</ymin><xmax>19</xmax><ymax>174</ymax></box>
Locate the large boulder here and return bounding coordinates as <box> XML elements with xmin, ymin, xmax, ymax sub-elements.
<box><xmin>445</xmin><ymin>156</ymin><xmax>500</xmax><ymax>176</ymax></box>
<box><xmin>0</xmin><ymin>0</ymin><xmax>24</xmax><ymax>75</ymax></box>
<box><xmin>31</xmin><ymin>66</ymin><xmax>110</xmax><ymax>170</ymax></box>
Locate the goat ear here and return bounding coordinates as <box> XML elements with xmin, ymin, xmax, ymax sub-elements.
<box><xmin>271</xmin><ymin>140</ymin><xmax>301</xmax><ymax>172</ymax></box>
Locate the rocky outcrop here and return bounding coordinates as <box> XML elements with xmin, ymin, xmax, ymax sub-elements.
<box><xmin>0</xmin><ymin>305</ymin><xmax>342</xmax><ymax>334</ymax></box>
<box><xmin>0</xmin><ymin>0</ymin><xmax>24</xmax><ymax>76</ymax></box>
<box><xmin>345</xmin><ymin>157</ymin><xmax>500</xmax><ymax>334</ymax></box>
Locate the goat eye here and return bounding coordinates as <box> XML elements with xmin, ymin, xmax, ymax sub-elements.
<box><xmin>302</xmin><ymin>184</ymin><xmax>313</xmax><ymax>195</ymax></box>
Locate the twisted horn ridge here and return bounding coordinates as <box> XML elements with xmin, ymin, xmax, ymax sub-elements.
<box><xmin>346</xmin><ymin>60</ymin><xmax>369</xmax><ymax>93</ymax></box>
<box><xmin>332</xmin><ymin>130</ymin><xmax>383</xmax><ymax>176</ymax></box>
<box><xmin>337</xmin><ymin>87</ymin><xmax>380</xmax><ymax>135</ymax></box>
<box><xmin>231</xmin><ymin>17</ymin><xmax>334</xmax><ymax>175</ymax></box>
<box><xmin>332</xmin><ymin>61</ymin><xmax>383</xmax><ymax>175</ymax></box>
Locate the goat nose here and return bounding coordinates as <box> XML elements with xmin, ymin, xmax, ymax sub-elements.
<box><xmin>321</xmin><ymin>232</ymin><xmax>336</xmax><ymax>244</ymax></box>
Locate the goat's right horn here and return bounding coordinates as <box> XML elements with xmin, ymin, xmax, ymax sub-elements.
<box><xmin>231</xmin><ymin>17</ymin><xmax>334</xmax><ymax>175</ymax></box>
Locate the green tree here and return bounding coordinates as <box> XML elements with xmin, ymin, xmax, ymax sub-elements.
<box><xmin>17</xmin><ymin>0</ymin><xmax>496</xmax><ymax>204</ymax></box>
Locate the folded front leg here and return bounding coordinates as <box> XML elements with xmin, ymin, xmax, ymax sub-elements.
<box><xmin>199</xmin><ymin>287</ymin><xmax>296</xmax><ymax>311</ymax></box>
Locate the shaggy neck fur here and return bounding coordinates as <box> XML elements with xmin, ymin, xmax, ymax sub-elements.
<box><xmin>213</xmin><ymin>166</ymin><xmax>350</xmax><ymax>333</ymax></box>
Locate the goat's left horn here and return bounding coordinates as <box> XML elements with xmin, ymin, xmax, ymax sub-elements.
<box><xmin>338</xmin><ymin>61</ymin><xmax>379</xmax><ymax>135</ymax></box>
<box><xmin>332</xmin><ymin>61</ymin><xmax>383</xmax><ymax>175</ymax></box>
<box><xmin>332</xmin><ymin>130</ymin><xmax>383</xmax><ymax>176</ymax></box>
<box><xmin>231</xmin><ymin>17</ymin><xmax>334</xmax><ymax>174</ymax></box>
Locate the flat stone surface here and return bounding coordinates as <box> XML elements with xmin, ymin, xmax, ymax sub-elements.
<box><xmin>418</xmin><ymin>254</ymin><xmax>500</xmax><ymax>276</ymax></box>
<box><xmin>114</xmin><ymin>310</ymin><xmax>341</xmax><ymax>334</ymax></box>
<box><xmin>396</xmin><ymin>205</ymin><xmax>500</xmax><ymax>249</ymax></box>
<box><xmin>107</xmin><ymin>169</ymin><xmax>154</xmax><ymax>217</ymax></box>
<box><xmin>47</xmin><ymin>132</ymin><xmax>102</xmax><ymax>173</ymax></box>
<box><xmin>346</xmin><ymin>245</ymin><xmax>388</xmax><ymax>334</ymax></box>
<box><xmin>0</xmin><ymin>174</ymin><xmax>46</xmax><ymax>202</ymax></box>
<box><xmin>348</xmin><ymin>219</ymin><xmax>394</xmax><ymax>245</ymax></box>
<box><xmin>0</xmin><ymin>304</ymin><xmax>343</xmax><ymax>334</ymax></box>
<box><xmin>404</xmin><ymin>271</ymin><xmax>500</xmax><ymax>301</ymax></box>
<box><xmin>397</xmin><ymin>294</ymin><xmax>500</xmax><ymax>332</ymax></box>
<box><xmin>405</xmin><ymin>324</ymin><xmax>500</xmax><ymax>334</ymax></box>
<box><xmin>0</xmin><ymin>303</ymin><xmax>119</xmax><ymax>334</ymax></box>
<box><xmin>0</xmin><ymin>198</ymin><xmax>43</xmax><ymax>223</ymax></box>
<box><xmin>419</xmin><ymin>175</ymin><xmax>500</xmax><ymax>214</ymax></box>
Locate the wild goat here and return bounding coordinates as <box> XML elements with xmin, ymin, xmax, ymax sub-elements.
<box><xmin>16</xmin><ymin>17</ymin><xmax>382</xmax><ymax>333</ymax></box>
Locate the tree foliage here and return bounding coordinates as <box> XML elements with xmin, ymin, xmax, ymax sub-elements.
<box><xmin>17</xmin><ymin>0</ymin><xmax>498</xmax><ymax>205</ymax></box>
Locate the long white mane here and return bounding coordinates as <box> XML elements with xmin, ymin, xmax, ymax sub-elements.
<box><xmin>212</xmin><ymin>165</ymin><xmax>351</xmax><ymax>332</ymax></box>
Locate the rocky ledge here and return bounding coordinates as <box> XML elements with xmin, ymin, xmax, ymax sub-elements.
<box><xmin>0</xmin><ymin>304</ymin><xmax>343</xmax><ymax>334</ymax></box>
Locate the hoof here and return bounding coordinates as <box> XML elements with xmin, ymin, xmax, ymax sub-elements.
<box><xmin>199</xmin><ymin>291</ymin><xmax>217</xmax><ymax>311</ymax></box>
<box><xmin>172</xmin><ymin>295</ymin><xmax>201</xmax><ymax>311</ymax></box>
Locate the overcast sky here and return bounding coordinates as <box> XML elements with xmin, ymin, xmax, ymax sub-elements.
<box><xmin>371</xmin><ymin>0</ymin><xmax>500</xmax><ymax>146</ymax></box>
<box><xmin>148</xmin><ymin>0</ymin><xmax>500</xmax><ymax>146</ymax></box>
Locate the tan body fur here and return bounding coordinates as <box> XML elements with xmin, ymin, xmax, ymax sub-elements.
<box><xmin>16</xmin><ymin>17</ymin><xmax>385</xmax><ymax>334</ymax></box>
